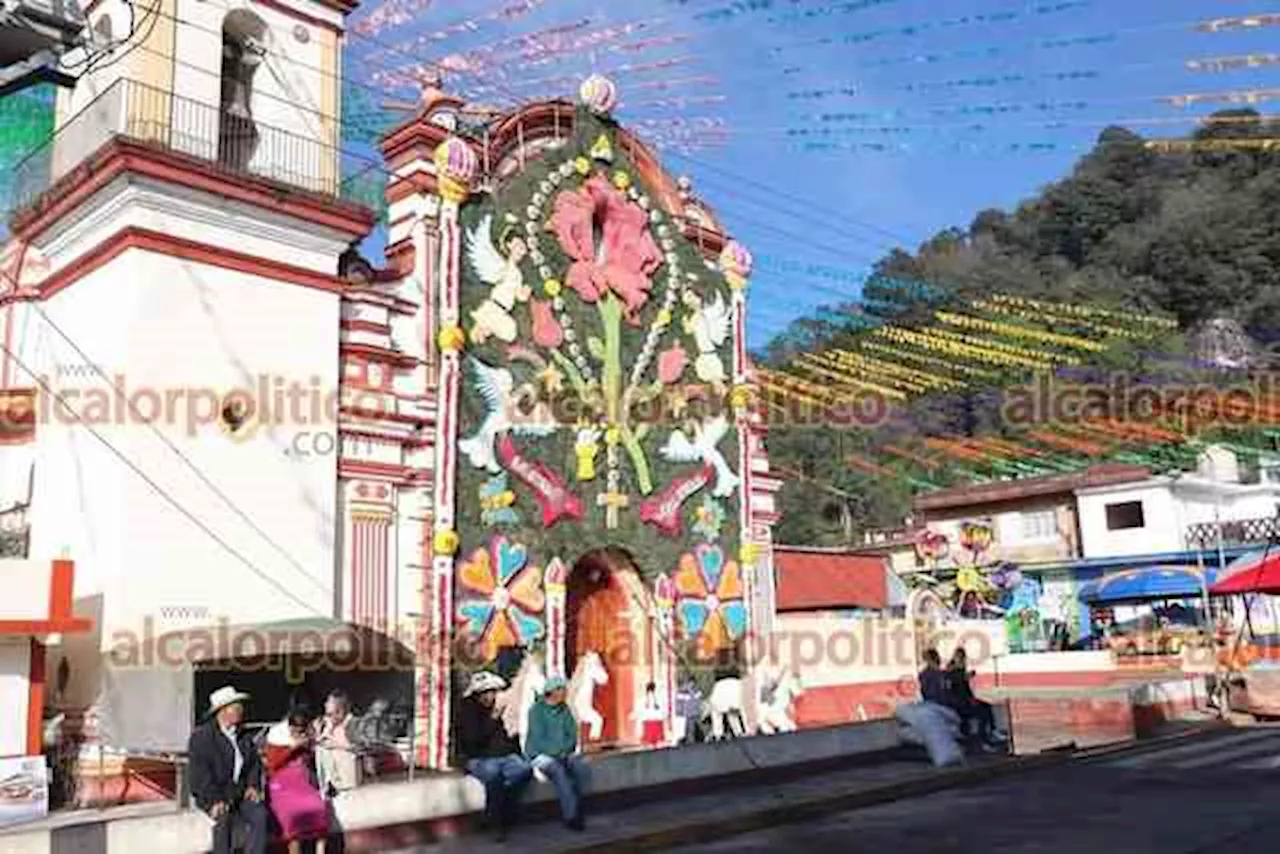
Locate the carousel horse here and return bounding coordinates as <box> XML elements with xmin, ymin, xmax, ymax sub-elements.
<box><xmin>757</xmin><ymin>670</ymin><xmax>804</xmax><ymax>735</ymax></box>
<box><xmin>494</xmin><ymin>650</ymin><xmax>547</xmax><ymax>752</ymax></box>
<box><xmin>569</xmin><ymin>651</ymin><xmax>609</xmax><ymax>742</ymax></box>
<box><xmin>704</xmin><ymin>677</ymin><xmax>748</xmax><ymax>740</ymax></box>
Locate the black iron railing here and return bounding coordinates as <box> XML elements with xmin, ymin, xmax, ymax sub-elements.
<box><xmin>9</xmin><ymin>78</ymin><xmax>384</xmax><ymax>217</ymax></box>
<box><xmin>1186</xmin><ymin>515</ymin><xmax>1280</xmax><ymax>549</ymax></box>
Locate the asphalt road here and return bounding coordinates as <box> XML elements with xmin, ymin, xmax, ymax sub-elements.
<box><xmin>670</xmin><ymin>727</ymin><xmax>1280</xmax><ymax>854</ymax></box>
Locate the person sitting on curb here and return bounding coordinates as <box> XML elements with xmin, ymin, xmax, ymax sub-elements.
<box><xmin>188</xmin><ymin>686</ymin><xmax>269</xmax><ymax>854</ymax></box>
<box><xmin>459</xmin><ymin>671</ymin><xmax>533</xmax><ymax>841</ymax></box>
<box><xmin>945</xmin><ymin>648</ymin><xmax>1008</xmax><ymax>750</ymax></box>
<box><xmin>314</xmin><ymin>690</ymin><xmax>360</xmax><ymax>797</ymax></box>
<box><xmin>524</xmin><ymin>676</ymin><xmax>589</xmax><ymax>832</ymax></box>
<box><xmin>918</xmin><ymin>648</ymin><xmax>949</xmax><ymax>706</ymax></box>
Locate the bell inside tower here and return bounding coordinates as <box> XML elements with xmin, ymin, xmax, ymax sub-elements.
<box><xmin>218</xmin><ymin>10</ymin><xmax>266</xmax><ymax>172</ymax></box>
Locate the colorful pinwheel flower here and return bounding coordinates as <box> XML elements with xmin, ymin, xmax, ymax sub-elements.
<box><xmin>456</xmin><ymin>536</ymin><xmax>545</xmax><ymax>660</ymax></box>
<box><xmin>479</xmin><ymin>473</ymin><xmax>520</xmax><ymax>527</ymax></box>
<box><xmin>959</xmin><ymin>521</ymin><xmax>994</xmax><ymax>556</ymax></box>
<box><xmin>691</xmin><ymin>495</ymin><xmax>725</xmax><ymax>542</ymax></box>
<box><xmin>915</xmin><ymin>530</ymin><xmax>950</xmax><ymax>563</ymax></box>
<box><xmin>675</xmin><ymin>544</ymin><xmax>746</xmax><ymax>653</ymax></box>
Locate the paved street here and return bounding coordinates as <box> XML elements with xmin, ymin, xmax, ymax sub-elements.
<box><xmin>672</xmin><ymin>727</ymin><xmax>1280</xmax><ymax>854</ymax></box>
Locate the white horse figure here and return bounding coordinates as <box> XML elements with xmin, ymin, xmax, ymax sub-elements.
<box><xmin>757</xmin><ymin>670</ymin><xmax>804</xmax><ymax>735</ymax></box>
<box><xmin>705</xmin><ymin>677</ymin><xmax>748</xmax><ymax>740</ymax></box>
<box><xmin>495</xmin><ymin>651</ymin><xmax>546</xmax><ymax>752</ymax></box>
<box><xmin>569</xmin><ymin>650</ymin><xmax>609</xmax><ymax>742</ymax></box>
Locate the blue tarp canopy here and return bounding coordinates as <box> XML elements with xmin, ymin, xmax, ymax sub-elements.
<box><xmin>1078</xmin><ymin>565</ymin><xmax>1217</xmax><ymax>605</ymax></box>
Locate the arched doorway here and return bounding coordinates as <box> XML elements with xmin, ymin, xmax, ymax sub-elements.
<box><xmin>565</xmin><ymin>547</ymin><xmax>652</xmax><ymax>751</ymax></box>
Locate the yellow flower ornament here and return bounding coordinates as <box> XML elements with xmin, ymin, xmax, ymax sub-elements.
<box><xmin>433</xmin><ymin>529</ymin><xmax>460</xmax><ymax>556</ymax></box>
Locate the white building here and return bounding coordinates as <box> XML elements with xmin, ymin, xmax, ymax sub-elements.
<box><xmin>1075</xmin><ymin>446</ymin><xmax>1280</xmax><ymax>559</ymax></box>
<box><xmin>0</xmin><ymin>0</ymin><xmax>397</xmax><ymax>749</ymax></box>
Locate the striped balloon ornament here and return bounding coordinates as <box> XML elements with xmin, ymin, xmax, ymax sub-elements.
<box><xmin>719</xmin><ymin>240</ymin><xmax>753</xmax><ymax>289</ymax></box>
<box><xmin>578</xmin><ymin>74</ymin><xmax>619</xmax><ymax>116</ymax></box>
<box><xmin>433</xmin><ymin>137</ymin><xmax>478</xmax><ymax>202</ymax></box>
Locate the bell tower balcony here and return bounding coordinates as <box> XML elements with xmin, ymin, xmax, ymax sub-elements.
<box><xmin>8</xmin><ymin>78</ymin><xmax>382</xmax><ymax>230</ymax></box>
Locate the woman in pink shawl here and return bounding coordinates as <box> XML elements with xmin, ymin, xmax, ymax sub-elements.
<box><xmin>263</xmin><ymin>708</ymin><xmax>331</xmax><ymax>853</ymax></box>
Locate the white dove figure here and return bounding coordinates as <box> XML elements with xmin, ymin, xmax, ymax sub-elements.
<box><xmin>660</xmin><ymin>415</ymin><xmax>740</xmax><ymax>497</ymax></box>
<box><xmin>682</xmin><ymin>289</ymin><xmax>732</xmax><ymax>384</ymax></box>
<box><xmin>466</xmin><ymin>214</ymin><xmax>531</xmax><ymax>344</ymax></box>
<box><xmin>458</xmin><ymin>358</ymin><xmax>556</xmax><ymax>472</ymax></box>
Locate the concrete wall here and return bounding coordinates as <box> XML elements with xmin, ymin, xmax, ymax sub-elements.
<box><xmin>923</xmin><ymin>496</ymin><xmax>1078</xmax><ymax>567</ymax></box>
<box><xmin>0</xmin><ymin>719</ymin><xmax>910</xmax><ymax>853</ymax></box>
<box><xmin>15</xmin><ymin>230</ymin><xmax>341</xmax><ymax>713</ymax></box>
<box><xmin>772</xmin><ymin>613</ymin><xmax>1016</xmax><ymax>727</ymax></box>
<box><xmin>1076</xmin><ymin>476</ymin><xmax>1280</xmax><ymax>558</ymax></box>
<box><xmin>1076</xmin><ymin>481</ymin><xmax>1180</xmax><ymax>558</ymax></box>
<box><xmin>996</xmin><ymin>677</ymin><xmax>1208</xmax><ymax>754</ymax></box>
<box><xmin>0</xmin><ymin>639</ymin><xmax>32</xmax><ymax>758</ymax></box>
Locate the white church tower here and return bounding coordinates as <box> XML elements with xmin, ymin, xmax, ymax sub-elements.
<box><xmin>0</xmin><ymin>0</ymin><xmax>373</xmax><ymax>724</ymax></box>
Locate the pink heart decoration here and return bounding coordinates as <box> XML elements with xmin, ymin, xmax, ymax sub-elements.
<box><xmin>657</xmin><ymin>342</ymin><xmax>688</xmax><ymax>385</ymax></box>
<box><xmin>531</xmin><ymin>299</ymin><xmax>564</xmax><ymax>349</ymax></box>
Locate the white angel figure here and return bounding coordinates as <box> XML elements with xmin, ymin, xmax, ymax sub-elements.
<box><xmin>466</xmin><ymin>214</ymin><xmax>532</xmax><ymax>344</ymax></box>
<box><xmin>458</xmin><ymin>358</ymin><xmax>556</xmax><ymax>472</ymax></box>
<box><xmin>659</xmin><ymin>414</ymin><xmax>740</xmax><ymax>497</ymax></box>
<box><xmin>682</xmin><ymin>289</ymin><xmax>732</xmax><ymax>384</ymax></box>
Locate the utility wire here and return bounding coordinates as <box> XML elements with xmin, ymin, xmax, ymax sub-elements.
<box><xmin>37</xmin><ymin>0</ymin><xmax>814</xmax><ymax>755</ymax></box>
<box><xmin>666</xmin><ymin>149</ymin><xmax>918</xmax><ymax>247</ymax></box>
<box><xmin>30</xmin><ymin>21</ymin><xmax>910</xmax><ymax>284</ymax></box>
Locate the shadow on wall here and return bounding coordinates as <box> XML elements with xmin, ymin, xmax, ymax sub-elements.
<box><xmin>56</xmin><ymin>593</ymin><xmax>105</xmax><ymax>711</ymax></box>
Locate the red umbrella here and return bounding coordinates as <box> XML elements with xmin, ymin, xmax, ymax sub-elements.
<box><xmin>1210</xmin><ymin>549</ymin><xmax>1280</xmax><ymax>595</ymax></box>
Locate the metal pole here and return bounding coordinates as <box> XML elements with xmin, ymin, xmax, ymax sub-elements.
<box><xmin>407</xmin><ymin>709</ymin><xmax>416</xmax><ymax>782</ymax></box>
<box><xmin>1191</xmin><ymin>515</ymin><xmax>1218</xmax><ymax>715</ymax></box>
<box><xmin>1214</xmin><ymin>491</ymin><xmax>1227</xmax><ymax>582</ymax></box>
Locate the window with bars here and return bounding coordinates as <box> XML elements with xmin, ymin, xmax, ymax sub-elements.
<box><xmin>1019</xmin><ymin>509</ymin><xmax>1058</xmax><ymax>541</ymax></box>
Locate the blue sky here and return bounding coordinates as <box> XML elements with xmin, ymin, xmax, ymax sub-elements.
<box><xmin>343</xmin><ymin>0</ymin><xmax>1280</xmax><ymax>348</ymax></box>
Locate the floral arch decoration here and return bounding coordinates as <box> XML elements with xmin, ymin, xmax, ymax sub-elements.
<box><xmin>450</xmin><ymin>77</ymin><xmax>752</xmax><ymax>667</ymax></box>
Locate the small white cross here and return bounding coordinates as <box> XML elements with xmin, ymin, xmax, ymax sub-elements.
<box><xmin>597</xmin><ymin>489</ymin><xmax>629</xmax><ymax>529</ymax></box>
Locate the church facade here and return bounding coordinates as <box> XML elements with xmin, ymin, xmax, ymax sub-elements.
<box><xmin>0</xmin><ymin>0</ymin><xmax>780</xmax><ymax>772</ymax></box>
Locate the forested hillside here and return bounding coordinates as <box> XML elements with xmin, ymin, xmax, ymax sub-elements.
<box><xmin>761</xmin><ymin>111</ymin><xmax>1280</xmax><ymax>546</ymax></box>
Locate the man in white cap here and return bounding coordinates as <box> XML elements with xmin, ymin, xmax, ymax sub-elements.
<box><xmin>187</xmin><ymin>686</ymin><xmax>269</xmax><ymax>854</ymax></box>
<box><xmin>459</xmin><ymin>670</ymin><xmax>532</xmax><ymax>841</ymax></box>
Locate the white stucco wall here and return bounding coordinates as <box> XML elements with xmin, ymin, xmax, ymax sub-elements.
<box><xmin>1076</xmin><ymin>476</ymin><xmax>1280</xmax><ymax>559</ymax></box>
<box><xmin>51</xmin><ymin>0</ymin><xmax>344</xmax><ymax>197</ymax></box>
<box><xmin>1075</xmin><ymin>481</ymin><xmax>1181</xmax><ymax>558</ymax></box>
<box><xmin>19</xmin><ymin>248</ymin><xmax>340</xmax><ymax>703</ymax></box>
<box><xmin>36</xmin><ymin>177</ymin><xmax>349</xmax><ymax>279</ymax></box>
<box><xmin>0</xmin><ymin>640</ymin><xmax>31</xmax><ymax>758</ymax></box>
<box><xmin>0</xmin><ymin>443</ymin><xmax>34</xmax><ymax>513</ymax></box>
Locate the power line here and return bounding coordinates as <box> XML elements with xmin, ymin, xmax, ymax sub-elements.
<box><xmin>771</xmin><ymin>110</ymin><xmax>1280</xmax><ymax>136</ymax></box>
<box><xmin>760</xmin><ymin>8</ymin><xmax>1266</xmax><ymax>78</ymax></box>
<box><xmin>665</xmin><ymin>149</ymin><xmax>918</xmax><ymax>247</ymax></box>
<box><xmin>32</xmin><ymin>17</ymin><xmax>908</xmax><ymax>284</ymax></box>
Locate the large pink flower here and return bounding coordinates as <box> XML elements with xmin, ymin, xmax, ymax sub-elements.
<box><xmin>548</xmin><ymin>174</ymin><xmax>662</xmax><ymax>324</ymax></box>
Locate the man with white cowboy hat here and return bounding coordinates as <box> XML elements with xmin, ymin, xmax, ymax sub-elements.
<box><xmin>458</xmin><ymin>670</ymin><xmax>532</xmax><ymax>841</ymax></box>
<box><xmin>187</xmin><ymin>685</ymin><xmax>269</xmax><ymax>854</ymax></box>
